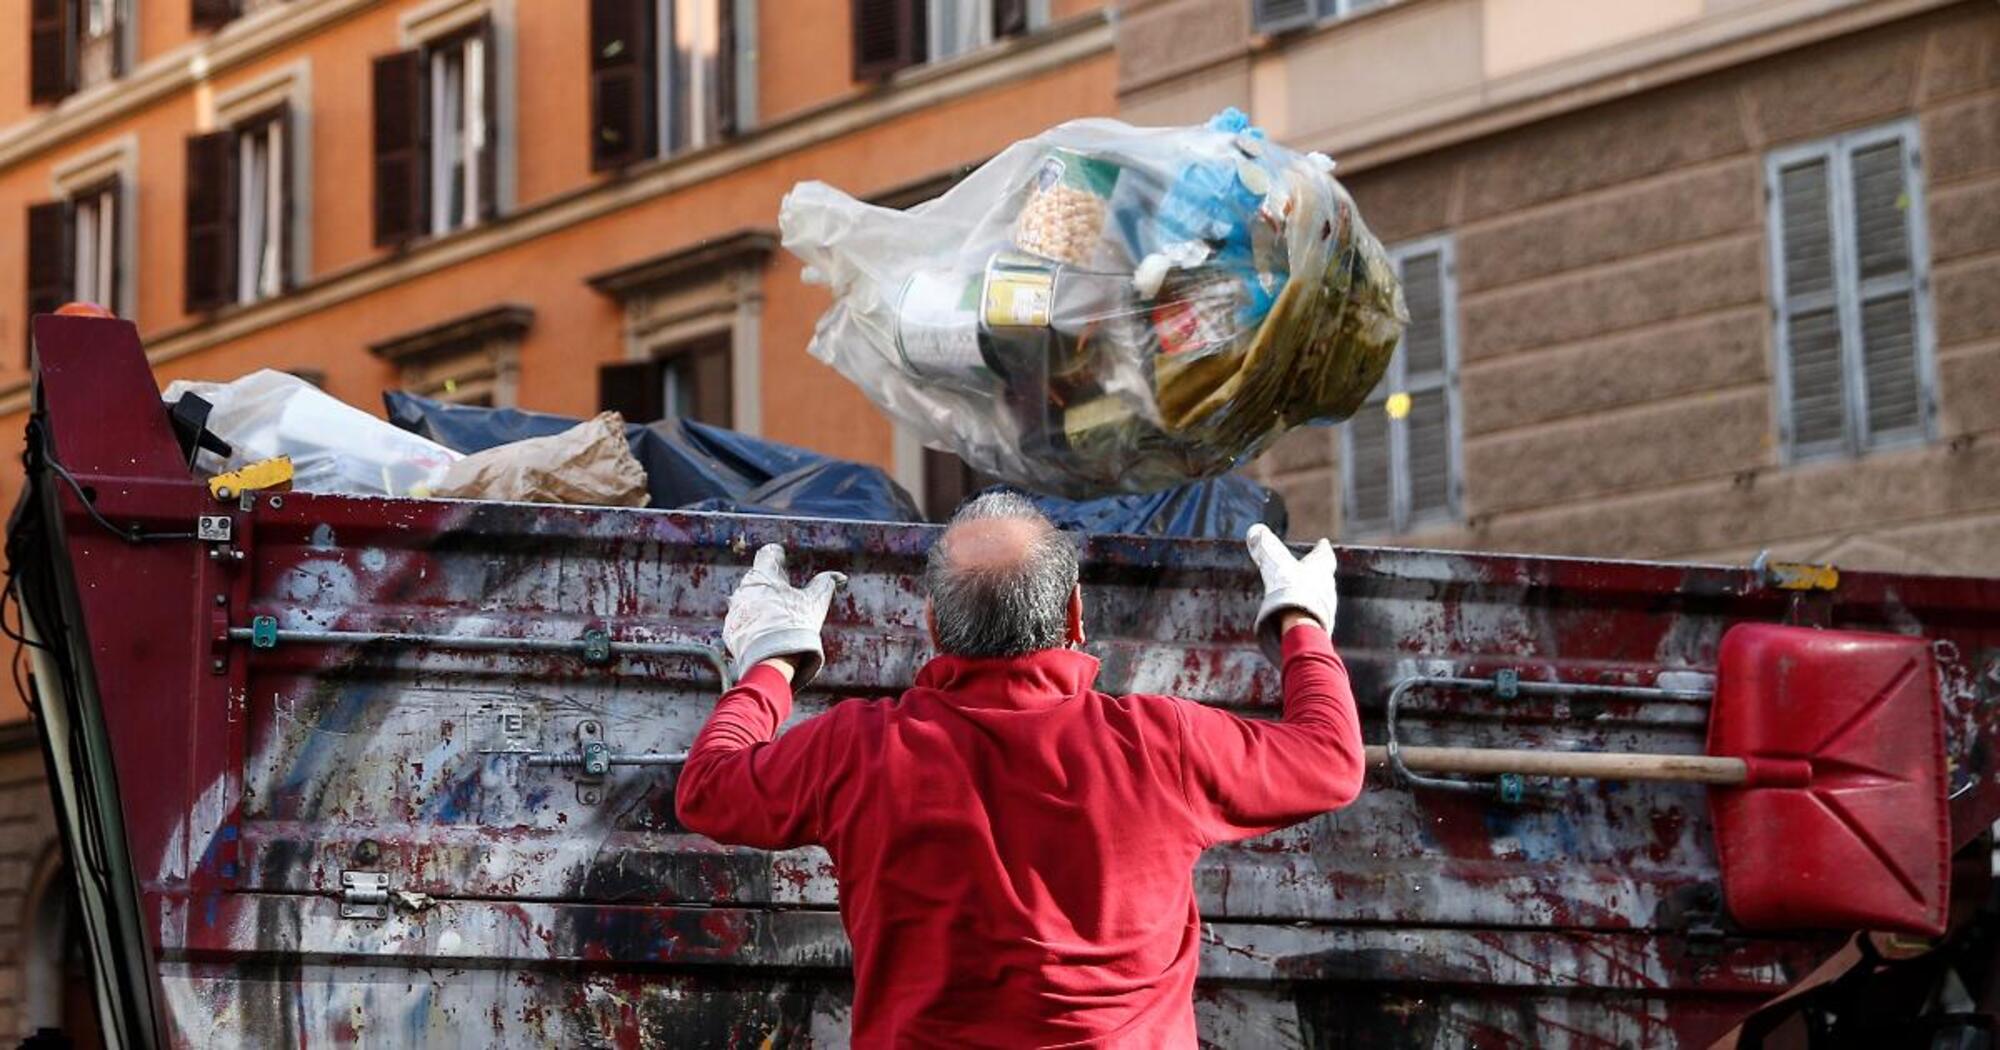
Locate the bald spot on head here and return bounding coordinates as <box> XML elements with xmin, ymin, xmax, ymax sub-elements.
<box><xmin>924</xmin><ymin>491</ymin><xmax>1080</xmax><ymax>658</ymax></box>
<box><xmin>939</xmin><ymin>516</ymin><xmax>1046</xmax><ymax>576</ymax></box>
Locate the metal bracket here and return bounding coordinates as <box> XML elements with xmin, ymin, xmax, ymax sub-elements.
<box><xmin>250</xmin><ymin>616</ymin><xmax>278</xmax><ymax>649</ymax></box>
<box><xmin>1493</xmin><ymin>669</ymin><xmax>1519</xmax><ymax>700</ymax></box>
<box><xmin>196</xmin><ymin>515</ymin><xmax>232</xmax><ymax>542</ymax></box>
<box><xmin>577</xmin><ymin>721</ymin><xmax>605</xmax><ymax>805</ymax></box>
<box><xmin>581</xmin><ymin>629</ymin><xmax>612</xmax><ymax>667</ymax></box>
<box><xmin>340</xmin><ymin>870</ymin><xmax>390</xmax><ymax>920</ymax></box>
<box><xmin>1751</xmin><ymin>550</ymin><xmax>1840</xmax><ymax>592</ymax></box>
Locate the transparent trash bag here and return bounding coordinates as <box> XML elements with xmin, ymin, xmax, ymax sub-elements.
<box><xmin>163</xmin><ymin>369</ymin><xmax>461</xmax><ymax>497</ymax></box>
<box><xmin>781</xmin><ymin>109</ymin><xmax>1407</xmax><ymax>498</ymax></box>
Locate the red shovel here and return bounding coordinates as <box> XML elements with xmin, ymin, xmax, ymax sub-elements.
<box><xmin>1365</xmin><ymin>623</ymin><xmax>1948</xmax><ymax>935</ymax></box>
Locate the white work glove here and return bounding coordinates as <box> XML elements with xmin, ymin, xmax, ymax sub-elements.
<box><xmin>723</xmin><ymin>544</ymin><xmax>846</xmax><ymax>687</ymax></box>
<box><xmin>1246</xmin><ymin>523</ymin><xmax>1337</xmax><ymax>665</ymax></box>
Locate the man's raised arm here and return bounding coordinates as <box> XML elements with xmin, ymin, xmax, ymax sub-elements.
<box><xmin>674</xmin><ymin>545</ymin><xmax>845</xmax><ymax>851</ymax></box>
<box><xmin>1172</xmin><ymin>526</ymin><xmax>1366</xmax><ymax>846</ymax></box>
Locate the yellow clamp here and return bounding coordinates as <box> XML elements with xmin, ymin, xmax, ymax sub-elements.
<box><xmin>208</xmin><ymin>456</ymin><xmax>295</xmax><ymax>500</ymax></box>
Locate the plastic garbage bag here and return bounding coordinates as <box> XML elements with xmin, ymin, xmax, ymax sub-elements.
<box><xmin>1026</xmin><ymin>474</ymin><xmax>1287</xmax><ymax>539</ymax></box>
<box><xmin>163</xmin><ymin>370</ymin><xmax>459</xmax><ymax>497</ymax></box>
<box><xmin>781</xmin><ymin>108</ymin><xmax>1406</xmax><ymax>499</ymax></box>
<box><xmin>383</xmin><ymin>393</ymin><xmax>925</xmax><ymax>523</ymax></box>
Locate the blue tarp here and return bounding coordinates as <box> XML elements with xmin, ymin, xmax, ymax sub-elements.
<box><xmin>383</xmin><ymin>393</ymin><xmax>925</xmax><ymax>523</ymax></box>
<box><xmin>384</xmin><ymin>393</ymin><xmax>1288</xmax><ymax>538</ymax></box>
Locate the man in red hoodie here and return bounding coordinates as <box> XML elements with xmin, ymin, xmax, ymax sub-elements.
<box><xmin>676</xmin><ymin>492</ymin><xmax>1365</xmax><ymax>1047</ymax></box>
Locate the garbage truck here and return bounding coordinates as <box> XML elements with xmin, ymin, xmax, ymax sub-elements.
<box><xmin>12</xmin><ymin>312</ymin><xmax>2000</xmax><ymax>1047</ymax></box>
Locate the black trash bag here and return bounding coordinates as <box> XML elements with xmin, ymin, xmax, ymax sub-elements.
<box><xmin>383</xmin><ymin>392</ymin><xmax>925</xmax><ymax>523</ymax></box>
<box><xmin>1020</xmin><ymin>474</ymin><xmax>1288</xmax><ymax>540</ymax></box>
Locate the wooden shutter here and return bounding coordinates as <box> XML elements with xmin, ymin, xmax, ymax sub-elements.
<box><xmin>29</xmin><ymin>0</ymin><xmax>72</xmax><ymax>105</ymax></box>
<box><xmin>599</xmin><ymin>359</ymin><xmax>667</xmax><ymax>424</ymax></box>
<box><xmin>993</xmin><ymin>0</ymin><xmax>1029</xmax><ymax>39</ymax></box>
<box><xmin>183</xmin><ymin>130</ymin><xmax>238</xmax><ymax>313</ymax></box>
<box><xmin>1775</xmin><ymin>155</ymin><xmax>1847</xmax><ymax>455</ymax></box>
<box><xmin>476</xmin><ymin>19</ymin><xmax>500</xmax><ymax>221</ymax></box>
<box><xmin>372</xmin><ymin>49</ymin><xmax>428</xmax><ymax>247</ymax></box>
<box><xmin>716</xmin><ymin>0</ymin><xmax>739</xmax><ymax>139</ymax></box>
<box><xmin>681</xmin><ymin>339</ymin><xmax>733</xmax><ymax>427</ymax></box>
<box><xmin>25</xmin><ymin>201</ymin><xmax>73</xmax><ymax>351</ymax></box>
<box><xmin>1405</xmin><ymin>388</ymin><xmax>1452</xmax><ymax>521</ymax></box>
<box><xmin>1848</xmin><ymin>139</ymin><xmax>1922</xmax><ymax>440</ymax></box>
<box><xmin>191</xmin><ymin>0</ymin><xmax>241</xmax><ymax>31</ymax></box>
<box><xmin>853</xmin><ymin>0</ymin><xmax>922</xmax><ymax>80</ymax></box>
<box><xmin>1252</xmin><ymin>0</ymin><xmax>1313</xmax><ymax>33</ymax></box>
<box><xmin>590</xmin><ymin>0</ymin><xmax>656</xmax><ymax>170</ymax></box>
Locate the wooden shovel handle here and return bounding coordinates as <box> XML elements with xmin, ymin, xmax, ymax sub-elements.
<box><xmin>1365</xmin><ymin>745</ymin><xmax>1750</xmax><ymax>786</ymax></box>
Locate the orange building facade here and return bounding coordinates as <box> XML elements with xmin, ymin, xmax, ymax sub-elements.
<box><xmin>0</xmin><ymin>0</ymin><xmax>1115</xmax><ymax>693</ymax></box>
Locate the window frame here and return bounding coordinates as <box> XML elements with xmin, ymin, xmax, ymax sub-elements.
<box><xmin>68</xmin><ymin>177</ymin><xmax>120</xmax><ymax>311</ymax></box>
<box><xmin>1340</xmin><ymin>234</ymin><xmax>1462</xmax><ymax>538</ymax></box>
<box><xmin>1764</xmin><ymin>119</ymin><xmax>1937</xmax><ymax>465</ymax></box>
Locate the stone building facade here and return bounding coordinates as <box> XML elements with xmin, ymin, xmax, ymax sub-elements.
<box><xmin>1124</xmin><ymin>0</ymin><xmax>2000</xmax><ymax>575</ymax></box>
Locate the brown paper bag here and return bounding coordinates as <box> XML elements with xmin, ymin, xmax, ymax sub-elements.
<box><xmin>433</xmin><ymin>411</ymin><xmax>649</xmax><ymax>507</ymax></box>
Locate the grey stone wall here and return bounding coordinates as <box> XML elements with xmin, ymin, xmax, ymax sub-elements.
<box><xmin>1258</xmin><ymin>2</ymin><xmax>2000</xmax><ymax>576</ymax></box>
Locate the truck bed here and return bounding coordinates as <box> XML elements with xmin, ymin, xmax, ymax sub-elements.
<box><xmin>15</xmin><ymin>314</ymin><xmax>2000</xmax><ymax>1048</ymax></box>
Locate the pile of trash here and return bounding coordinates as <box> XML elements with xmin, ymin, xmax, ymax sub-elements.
<box><xmin>160</xmin><ymin>370</ymin><xmax>1284</xmax><ymax>538</ymax></box>
<box><xmin>782</xmin><ymin>108</ymin><xmax>1407</xmax><ymax>498</ymax></box>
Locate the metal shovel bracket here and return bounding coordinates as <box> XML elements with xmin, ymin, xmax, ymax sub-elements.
<box><xmin>1383</xmin><ymin>671</ymin><xmax>1714</xmax><ymax>801</ymax></box>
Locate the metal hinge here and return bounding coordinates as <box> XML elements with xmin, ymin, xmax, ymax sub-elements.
<box><xmin>339</xmin><ymin>870</ymin><xmax>434</xmax><ymax>920</ymax></box>
<box><xmin>340</xmin><ymin>871</ymin><xmax>390</xmax><ymax>920</ymax></box>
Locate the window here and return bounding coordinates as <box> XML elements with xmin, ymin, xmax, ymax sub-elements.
<box><xmin>597</xmin><ymin>335</ymin><xmax>733</xmax><ymax>427</ymax></box>
<box><xmin>192</xmin><ymin>0</ymin><xmax>289</xmax><ymax>32</ymax></box>
<box><xmin>589</xmin><ymin>0</ymin><xmax>754</xmax><ymax>171</ymax></box>
<box><xmin>185</xmin><ymin>107</ymin><xmax>296</xmax><ymax>312</ymax></box>
<box><xmin>24</xmin><ymin>178</ymin><xmax>124</xmax><ymax>341</ymax></box>
<box><xmin>428</xmin><ymin>29</ymin><xmax>491</xmax><ymax>236</ymax></box>
<box><xmin>25</xmin><ymin>141</ymin><xmax>135</xmax><ymax>342</ymax></box>
<box><xmin>851</xmin><ymin>0</ymin><xmax>1040</xmax><ymax>80</ymax></box>
<box><xmin>1342</xmin><ymin>237</ymin><xmax>1459</xmax><ymax>537</ymax></box>
<box><xmin>1767</xmin><ymin>124</ymin><xmax>1935</xmax><ymax>463</ymax></box>
<box><xmin>587</xmin><ymin>228</ymin><xmax>773</xmax><ymax>434</ymax></box>
<box><xmin>29</xmin><ymin>0</ymin><xmax>130</xmax><ymax>104</ymax></box>
<box><xmin>369</xmin><ymin>303</ymin><xmax>531</xmax><ymax>408</ymax></box>
<box><xmin>1252</xmin><ymin>0</ymin><xmax>1388</xmax><ymax>33</ymax></box>
<box><xmin>372</xmin><ymin>19</ymin><xmax>500</xmax><ymax>245</ymax></box>
<box><xmin>921</xmin><ymin>447</ymin><xmax>996</xmax><ymax>521</ymax></box>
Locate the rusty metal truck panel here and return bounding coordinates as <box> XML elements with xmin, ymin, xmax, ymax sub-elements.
<box><xmin>14</xmin><ymin>314</ymin><xmax>2000</xmax><ymax>1047</ymax></box>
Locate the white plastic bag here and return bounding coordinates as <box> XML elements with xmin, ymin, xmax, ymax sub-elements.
<box><xmin>163</xmin><ymin>370</ymin><xmax>460</xmax><ymax>497</ymax></box>
<box><xmin>782</xmin><ymin>109</ymin><xmax>1406</xmax><ymax>498</ymax></box>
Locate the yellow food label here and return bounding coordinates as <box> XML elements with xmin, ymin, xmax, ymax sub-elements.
<box><xmin>984</xmin><ymin>271</ymin><xmax>1054</xmax><ymax>328</ymax></box>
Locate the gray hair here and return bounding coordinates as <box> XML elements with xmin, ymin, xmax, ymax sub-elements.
<box><xmin>925</xmin><ymin>491</ymin><xmax>1079</xmax><ymax>658</ymax></box>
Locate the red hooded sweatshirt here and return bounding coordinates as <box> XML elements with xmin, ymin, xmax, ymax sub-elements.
<box><xmin>675</xmin><ymin>624</ymin><xmax>1365</xmax><ymax>1048</ymax></box>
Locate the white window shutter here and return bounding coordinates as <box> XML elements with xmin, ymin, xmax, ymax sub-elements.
<box><xmin>1778</xmin><ymin>159</ymin><xmax>1835</xmax><ymax>301</ymax></box>
<box><xmin>1405</xmin><ymin>387</ymin><xmax>1452</xmax><ymax>520</ymax></box>
<box><xmin>1775</xmin><ymin>155</ymin><xmax>1848</xmax><ymax>455</ymax></box>
<box><xmin>1786</xmin><ymin>308</ymin><xmax>1847</xmax><ymax>452</ymax></box>
<box><xmin>1398</xmin><ymin>249</ymin><xmax>1444</xmax><ymax>377</ymax></box>
<box><xmin>1344</xmin><ymin>405</ymin><xmax>1392</xmax><ymax>534</ymax></box>
<box><xmin>1848</xmin><ymin>139</ymin><xmax>1923</xmax><ymax>441</ymax></box>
